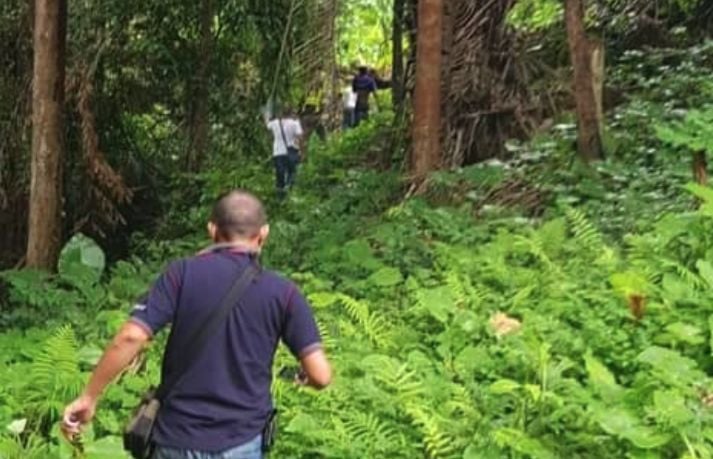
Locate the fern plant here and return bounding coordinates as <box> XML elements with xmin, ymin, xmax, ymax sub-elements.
<box><xmin>22</xmin><ymin>326</ymin><xmax>83</xmax><ymax>430</ymax></box>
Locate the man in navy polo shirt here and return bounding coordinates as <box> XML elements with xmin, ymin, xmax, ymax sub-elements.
<box><xmin>352</xmin><ymin>65</ymin><xmax>378</xmax><ymax>126</ymax></box>
<box><xmin>62</xmin><ymin>190</ymin><xmax>332</xmax><ymax>459</ymax></box>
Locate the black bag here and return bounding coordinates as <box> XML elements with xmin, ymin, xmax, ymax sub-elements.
<box><xmin>123</xmin><ymin>263</ymin><xmax>260</xmax><ymax>459</ymax></box>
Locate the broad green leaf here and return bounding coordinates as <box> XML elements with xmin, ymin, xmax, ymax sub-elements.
<box><xmin>585</xmin><ymin>352</ymin><xmax>623</xmax><ymax>400</ymax></box>
<box><xmin>285</xmin><ymin>413</ymin><xmax>319</xmax><ymax>434</ymax></box>
<box><xmin>665</xmin><ymin>322</ymin><xmax>704</xmax><ymax>345</ymax></box>
<box><xmin>418</xmin><ymin>286</ymin><xmax>455</xmax><ymax>323</ymax></box>
<box><xmin>367</xmin><ymin>267</ymin><xmax>403</xmax><ymax>287</ymax></box>
<box><xmin>343</xmin><ymin>239</ymin><xmax>382</xmax><ymax>271</ymax></box>
<box><xmin>58</xmin><ymin>234</ymin><xmax>106</xmax><ymax>284</ymax></box>
<box><xmin>637</xmin><ymin>346</ymin><xmax>705</xmax><ymax>385</ymax></box>
<box><xmin>623</xmin><ymin>427</ymin><xmax>671</xmax><ymax>449</ymax></box>
<box><xmin>652</xmin><ymin>390</ymin><xmax>692</xmax><ymax>426</ymax></box>
<box><xmin>592</xmin><ymin>406</ymin><xmax>671</xmax><ymax>449</ymax></box>
<box><xmin>308</xmin><ymin>291</ymin><xmax>339</xmax><ymax>308</ymax></box>
<box><xmin>77</xmin><ymin>345</ymin><xmax>104</xmax><ymax>367</ymax></box>
<box><xmin>492</xmin><ymin>428</ymin><xmax>556</xmax><ymax>459</ymax></box>
<box><xmin>85</xmin><ymin>436</ymin><xmax>129</xmax><ymax>459</ymax></box>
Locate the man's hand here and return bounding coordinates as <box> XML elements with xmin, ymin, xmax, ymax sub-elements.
<box><xmin>61</xmin><ymin>394</ymin><xmax>97</xmax><ymax>441</ymax></box>
<box><xmin>60</xmin><ymin>321</ymin><xmax>150</xmax><ymax>441</ymax></box>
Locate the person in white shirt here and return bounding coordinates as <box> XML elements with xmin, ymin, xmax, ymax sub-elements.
<box><xmin>342</xmin><ymin>85</ymin><xmax>357</xmax><ymax>129</ymax></box>
<box><xmin>266</xmin><ymin>107</ymin><xmax>304</xmax><ymax>198</ymax></box>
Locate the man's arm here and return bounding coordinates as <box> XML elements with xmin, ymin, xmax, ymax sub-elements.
<box><xmin>62</xmin><ymin>321</ymin><xmax>151</xmax><ymax>438</ymax></box>
<box><xmin>282</xmin><ymin>286</ymin><xmax>331</xmax><ymax>390</ymax></box>
<box><xmin>299</xmin><ymin>348</ymin><xmax>331</xmax><ymax>389</ymax></box>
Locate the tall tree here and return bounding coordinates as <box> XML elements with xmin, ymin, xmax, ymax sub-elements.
<box><xmin>185</xmin><ymin>0</ymin><xmax>213</xmax><ymax>172</ymax></box>
<box><xmin>565</xmin><ymin>0</ymin><xmax>604</xmax><ymax>162</ymax></box>
<box><xmin>26</xmin><ymin>0</ymin><xmax>67</xmax><ymax>270</ymax></box>
<box><xmin>392</xmin><ymin>0</ymin><xmax>406</xmax><ymax>113</ymax></box>
<box><xmin>411</xmin><ymin>0</ymin><xmax>443</xmax><ymax>180</ymax></box>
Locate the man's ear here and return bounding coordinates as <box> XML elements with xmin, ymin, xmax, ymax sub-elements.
<box><xmin>257</xmin><ymin>224</ymin><xmax>270</xmax><ymax>246</ymax></box>
<box><xmin>207</xmin><ymin>221</ymin><xmax>218</xmax><ymax>242</ymax></box>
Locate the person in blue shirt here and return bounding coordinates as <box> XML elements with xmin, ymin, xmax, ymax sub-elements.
<box><xmin>62</xmin><ymin>190</ymin><xmax>332</xmax><ymax>459</ymax></box>
<box><xmin>352</xmin><ymin>66</ymin><xmax>378</xmax><ymax>126</ymax></box>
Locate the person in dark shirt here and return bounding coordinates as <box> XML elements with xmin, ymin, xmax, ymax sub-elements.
<box><xmin>352</xmin><ymin>65</ymin><xmax>378</xmax><ymax>126</ymax></box>
<box><xmin>61</xmin><ymin>190</ymin><xmax>332</xmax><ymax>459</ymax></box>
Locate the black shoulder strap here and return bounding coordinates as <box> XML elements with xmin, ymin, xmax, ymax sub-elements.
<box><xmin>156</xmin><ymin>263</ymin><xmax>259</xmax><ymax>400</ymax></box>
<box><xmin>278</xmin><ymin>118</ymin><xmax>290</xmax><ymax>148</ymax></box>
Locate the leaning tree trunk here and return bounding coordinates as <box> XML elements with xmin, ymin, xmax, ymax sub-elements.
<box><xmin>411</xmin><ymin>0</ymin><xmax>444</xmax><ymax>181</ymax></box>
<box><xmin>693</xmin><ymin>151</ymin><xmax>708</xmax><ymax>185</ymax></box>
<box><xmin>26</xmin><ymin>0</ymin><xmax>67</xmax><ymax>270</ymax></box>
<box><xmin>392</xmin><ymin>0</ymin><xmax>406</xmax><ymax>113</ymax></box>
<box><xmin>565</xmin><ymin>0</ymin><xmax>604</xmax><ymax>162</ymax></box>
<box><xmin>186</xmin><ymin>0</ymin><xmax>213</xmax><ymax>172</ymax></box>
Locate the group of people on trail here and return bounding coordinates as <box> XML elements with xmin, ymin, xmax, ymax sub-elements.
<box><xmin>60</xmin><ymin>64</ymin><xmax>387</xmax><ymax>459</ymax></box>
<box><xmin>264</xmin><ymin>65</ymin><xmax>388</xmax><ymax>198</ymax></box>
<box><xmin>343</xmin><ymin>65</ymin><xmax>387</xmax><ymax>129</ymax></box>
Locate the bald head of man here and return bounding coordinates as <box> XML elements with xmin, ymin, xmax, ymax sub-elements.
<box><xmin>208</xmin><ymin>190</ymin><xmax>269</xmax><ymax>250</ymax></box>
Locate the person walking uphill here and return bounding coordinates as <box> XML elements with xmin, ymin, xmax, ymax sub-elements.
<box><xmin>265</xmin><ymin>108</ymin><xmax>304</xmax><ymax>199</ymax></box>
<box><xmin>62</xmin><ymin>190</ymin><xmax>332</xmax><ymax>459</ymax></box>
<box><xmin>351</xmin><ymin>66</ymin><xmax>377</xmax><ymax>126</ymax></box>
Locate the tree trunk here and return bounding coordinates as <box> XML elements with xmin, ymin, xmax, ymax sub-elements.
<box><xmin>411</xmin><ymin>0</ymin><xmax>444</xmax><ymax>180</ymax></box>
<box><xmin>693</xmin><ymin>151</ymin><xmax>708</xmax><ymax>185</ymax></box>
<box><xmin>564</xmin><ymin>0</ymin><xmax>604</xmax><ymax>162</ymax></box>
<box><xmin>186</xmin><ymin>0</ymin><xmax>213</xmax><ymax>172</ymax></box>
<box><xmin>26</xmin><ymin>0</ymin><xmax>67</xmax><ymax>270</ymax></box>
<box><xmin>392</xmin><ymin>0</ymin><xmax>406</xmax><ymax>112</ymax></box>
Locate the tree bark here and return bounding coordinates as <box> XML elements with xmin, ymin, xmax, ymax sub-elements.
<box><xmin>186</xmin><ymin>0</ymin><xmax>213</xmax><ymax>172</ymax></box>
<box><xmin>564</xmin><ymin>0</ymin><xmax>604</xmax><ymax>162</ymax></box>
<box><xmin>693</xmin><ymin>151</ymin><xmax>708</xmax><ymax>185</ymax></box>
<box><xmin>392</xmin><ymin>0</ymin><xmax>406</xmax><ymax>112</ymax></box>
<box><xmin>411</xmin><ymin>0</ymin><xmax>444</xmax><ymax>180</ymax></box>
<box><xmin>26</xmin><ymin>0</ymin><xmax>67</xmax><ymax>270</ymax></box>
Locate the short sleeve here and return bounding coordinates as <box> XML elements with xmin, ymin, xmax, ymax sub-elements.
<box><xmin>130</xmin><ymin>261</ymin><xmax>183</xmax><ymax>336</ymax></box>
<box><xmin>294</xmin><ymin>120</ymin><xmax>304</xmax><ymax>137</ymax></box>
<box><xmin>282</xmin><ymin>286</ymin><xmax>321</xmax><ymax>358</ymax></box>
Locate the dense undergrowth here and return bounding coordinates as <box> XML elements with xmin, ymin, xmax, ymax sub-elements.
<box><xmin>2</xmin><ymin>43</ymin><xmax>713</xmax><ymax>458</ymax></box>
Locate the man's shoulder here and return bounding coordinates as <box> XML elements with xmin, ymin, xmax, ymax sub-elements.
<box><xmin>257</xmin><ymin>268</ymin><xmax>297</xmax><ymax>291</ymax></box>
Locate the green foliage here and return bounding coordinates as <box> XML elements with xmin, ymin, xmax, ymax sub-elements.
<box><xmin>656</xmin><ymin>107</ymin><xmax>713</xmax><ymax>153</ymax></box>
<box><xmin>4</xmin><ymin>49</ymin><xmax>713</xmax><ymax>457</ymax></box>
<box><xmin>507</xmin><ymin>0</ymin><xmax>562</xmax><ymax>32</ymax></box>
<box><xmin>337</xmin><ymin>0</ymin><xmax>393</xmax><ymax>70</ymax></box>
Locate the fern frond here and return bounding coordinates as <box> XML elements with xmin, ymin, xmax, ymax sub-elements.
<box><xmin>445</xmin><ymin>384</ymin><xmax>479</xmax><ymax>420</ymax></box>
<box><xmin>336</xmin><ymin>294</ymin><xmax>389</xmax><ymax>347</ymax></box>
<box><xmin>341</xmin><ymin>411</ymin><xmax>399</xmax><ymax>449</ymax></box>
<box><xmin>515</xmin><ymin>234</ymin><xmax>559</xmax><ymax>273</ymax></box>
<box><xmin>404</xmin><ymin>404</ymin><xmax>457</xmax><ymax>458</ymax></box>
<box><xmin>565</xmin><ymin>207</ymin><xmax>605</xmax><ymax>254</ymax></box>
<box><xmin>316</xmin><ymin>319</ymin><xmax>337</xmax><ymax>351</ymax></box>
<box><xmin>25</xmin><ymin>326</ymin><xmax>82</xmax><ymax>423</ymax></box>
<box><xmin>662</xmin><ymin>259</ymin><xmax>706</xmax><ymax>289</ymax></box>
<box><xmin>445</xmin><ymin>271</ymin><xmax>467</xmax><ymax>307</ymax></box>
